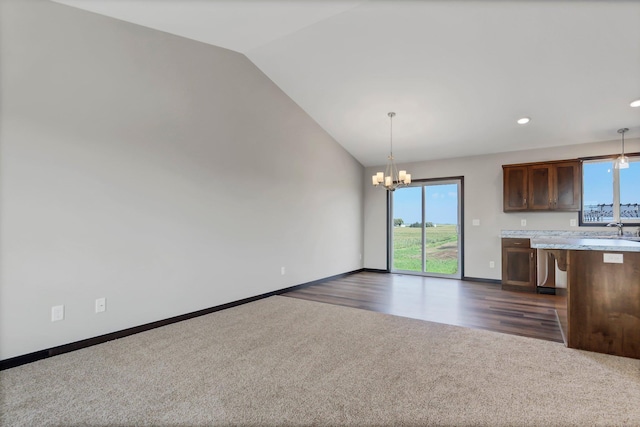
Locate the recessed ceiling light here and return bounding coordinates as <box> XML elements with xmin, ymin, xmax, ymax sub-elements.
<box><xmin>517</xmin><ymin>117</ymin><xmax>531</xmax><ymax>125</ymax></box>
<box><xmin>631</xmin><ymin>99</ymin><xmax>640</xmax><ymax>108</ymax></box>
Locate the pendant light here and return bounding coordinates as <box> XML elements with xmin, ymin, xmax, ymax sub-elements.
<box><xmin>615</xmin><ymin>128</ymin><xmax>629</xmax><ymax>170</ymax></box>
<box><xmin>371</xmin><ymin>112</ymin><xmax>411</xmax><ymax>191</ymax></box>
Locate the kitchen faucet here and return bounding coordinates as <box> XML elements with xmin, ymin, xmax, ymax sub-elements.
<box><xmin>607</xmin><ymin>222</ymin><xmax>624</xmax><ymax>236</ymax></box>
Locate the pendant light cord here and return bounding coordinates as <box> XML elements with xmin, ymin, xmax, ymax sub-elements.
<box><xmin>389</xmin><ymin>112</ymin><xmax>395</xmax><ymax>158</ymax></box>
<box><xmin>618</xmin><ymin>127</ymin><xmax>629</xmax><ymax>156</ymax></box>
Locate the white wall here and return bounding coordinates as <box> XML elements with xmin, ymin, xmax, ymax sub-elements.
<box><xmin>364</xmin><ymin>137</ymin><xmax>640</xmax><ymax>278</ymax></box>
<box><xmin>0</xmin><ymin>0</ymin><xmax>364</xmax><ymax>360</ymax></box>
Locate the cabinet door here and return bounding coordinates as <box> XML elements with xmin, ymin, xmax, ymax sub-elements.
<box><xmin>554</xmin><ymin>161</ymin><xmax>581</xmax><ymax>211</ymax></box>
<box><xmin>501</xmin><ymin>239</ymin><xmax>536</xmax><ymax>292</ymax></box>
<box><xmin>529</xmin><ymin>164</ymin><xmax>553</xmax><ymax>210</ymax></box>
<box><xmin>503</xmin><ymin>166</ymin><xmax>528</xmax><ymax>211</ymax></box>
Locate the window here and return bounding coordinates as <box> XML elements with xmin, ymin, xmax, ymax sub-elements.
<box><xmin>582</xmin><ymin>156</ymin><xmax>640</xmax><ymax>225</ymax></box>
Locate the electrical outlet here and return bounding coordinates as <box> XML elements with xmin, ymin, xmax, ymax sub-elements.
<box><xmin>51</xmin><ymin>305</ymin><xmax>64</xmax><ymax>322</ymax></box>
<box><xmin>472</xmin><ymin>219</ymin><xmax>480</xmax><ymax>226</ymax></box>
<box><xmin>489</xmin><ymin>261</ymin><xmax>495</xmax><ymax>268</ymax></box>
<box><xmin>281</xmin><ymin>267</ymin><xmax>286</xmax><ymax>275</ymax></box>
<box><xmin>95</xmin><ymin>297</ymin><xmax>106</xmax><ymax>313</ymax></box>
<box><xmin>603</xmin><ymin>253</ymin><xmax>623</xmax><ymax>264</ymax></box>
<box><xmin>570</xmin><ymin>219</ymin><xmax>577</xmax><ymax>227</ymax></box>
<box><xmin>520</xmin><ymin>219</ymin><xmax>527</xmax><ymax>227</ymax></box>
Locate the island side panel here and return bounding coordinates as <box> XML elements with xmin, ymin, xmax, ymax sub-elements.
<box><xmin>568</xmin><ymin>250</ymin><xmax>640</xmax><ymax>359</ymax></box>
<box><xmin>555</xmin><ymin>287</ymin><xmax>568</xmax><ymax>346</ymax></box>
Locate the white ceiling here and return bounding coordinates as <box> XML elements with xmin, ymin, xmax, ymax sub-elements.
<box><xmin>53</xmin><ymin>0</ymin><xmax>640</xmax><ymax>167</ymax></box>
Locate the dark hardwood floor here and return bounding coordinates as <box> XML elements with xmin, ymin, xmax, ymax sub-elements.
<box><xmin>282</xmin><ymin>271</ymin><xmax>563</xmax><ymax>343</ymax></box>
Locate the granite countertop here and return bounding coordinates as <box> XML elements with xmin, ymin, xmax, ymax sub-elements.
<box><xmin>529</xmin><ymin>237</ymin><xmax>640</xmax><ymax>252</ymax></box>
<box><xmin>501</xmin><ymin>230</ymin><xmax>640</xmax><ymax>252</ymax></box>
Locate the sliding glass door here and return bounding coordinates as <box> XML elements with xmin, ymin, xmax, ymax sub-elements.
<box><xmin>391</xmin><ymin>178</ymin><xmax>462</xmax><ymax>278</ymax></box>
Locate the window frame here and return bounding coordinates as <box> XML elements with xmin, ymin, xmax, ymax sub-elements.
<box><xmin>579</xmin><ymin>152</ymin><xmax>640</xmax><ymax>226</ymax></box>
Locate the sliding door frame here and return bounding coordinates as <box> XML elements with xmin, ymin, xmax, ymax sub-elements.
<box><xmin>387</xmin><ymin>176</ymin><xmax>464</xmax><ymax>279</ymax></box>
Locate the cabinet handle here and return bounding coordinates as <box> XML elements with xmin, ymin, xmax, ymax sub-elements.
<box><xmin>523</xmin><ymin>198</ymin><xmax>527</xmax><ymax>206</ymax></box>
<box><xmin>530</xmin><ymin>252</ymin><xmax>534</xmax><ymax>259</ymax></box>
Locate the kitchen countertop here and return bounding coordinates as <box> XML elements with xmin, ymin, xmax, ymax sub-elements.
<box><xmin>501</xmin><ymin>230</ymin><xmax>640</xmax><ymax>252</ymax></box>
<box><xmin>529</xmin><ymin>237</ymin><xmax>640</xmax><ymax>252</ymax></box>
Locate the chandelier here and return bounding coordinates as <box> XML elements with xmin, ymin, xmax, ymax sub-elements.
<box><xmin>615</xmin><ymin>127</ymin><xmax>629</xmax><ymax>169</ymax></box>
<box><xmin>371</xmin><ymin>112</ymin><xmax>411</xmax><ymax>191</ymax></box>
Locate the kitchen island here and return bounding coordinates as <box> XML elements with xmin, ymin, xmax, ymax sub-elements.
<box><xmin>530</xmin><ymin>236</ymin><xmax>640</xmax><ymax>359</ymax></box>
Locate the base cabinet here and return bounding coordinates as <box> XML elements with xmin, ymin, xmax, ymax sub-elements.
<box><xmin>501</xmin><ymin>238</ymin><xmax>536</xmax><ymax>292</ymax></box>
<box><xmin>566</xmin><ymin>250</ymin><xmax>640</xmax><ymax>359</ymax></box>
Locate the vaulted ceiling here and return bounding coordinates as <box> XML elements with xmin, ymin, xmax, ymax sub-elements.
<box><xmin>52</xmin><ymin>0</ymin><xmax>640</xmax><ymax>166</ymax></box>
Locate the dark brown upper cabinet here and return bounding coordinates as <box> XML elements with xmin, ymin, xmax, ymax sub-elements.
<box><xmin>503</xmin><ymin>160</ymin><xmax>581</xmax><ymax>212</ymax></box>
<box><xmin>503</xmin><ymin>166</ymin><xmax>528</xmax><ymax>211</ymax></box>
<box><xmin>553</xmin><ymin>161</ymin><xmax>581</xmax><ymax>210</ymax></box>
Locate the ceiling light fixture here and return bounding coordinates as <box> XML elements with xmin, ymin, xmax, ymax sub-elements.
<box><xmin>615</xmin><ymin>128</ymin><xmax>629</xmax><ymax>170</ymax></box>
<box><xmin>372</xmin><ymin>112</ymin><xmax>411</xmax><ymax>191</ymax></box>
<box><xmin>517</xmin><ymin>117</ymin><xmax>531</xmax><ymax>125</ymax></box>
<box><xmin>631</xmin><ymin>99</ymin><xmax>640</xmax><ymax>108</ymax></box>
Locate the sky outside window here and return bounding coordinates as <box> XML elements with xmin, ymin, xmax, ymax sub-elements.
<box><xmin>583</xmin><ymin>158</ymin><xmax>639</xmax><ymax>223</ymax></box>
<box><xmin>583</xmin><ymin>161</ymin><xmax>613</xmax><ymax>207</ymax></box>
<box><xmin>394</xmin><ymin>184</ymin><xmax>458</xmax><ymax>225</ymax></box>
<box><xmin>620</xmin><ymin>158</ymin><xmax>640</xmax><ymax>205</ymax></box>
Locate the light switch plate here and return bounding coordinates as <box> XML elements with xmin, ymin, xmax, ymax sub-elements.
<box><xmin>95</xmin><ymin>297</ymin><xmax>106</xmax><ymax>313</ymax></box>
<box><xmin>51</xmin><ymin>305</ymin><xmax>64</xmax><ymax>322</ymax></box>
<box><xmin>570</xmin><ymin>219</ymin><xmax>577</xmax><ymax>227</ymax></box>
<box><xmin>472</xmin><ymin>219</ymin><xmax>480</xmax><ymax>226</ymax></box>
<box><xmin>603</xmin><ymin>253</ymin><xmax>623</xmax><ymax>264</ymax></box>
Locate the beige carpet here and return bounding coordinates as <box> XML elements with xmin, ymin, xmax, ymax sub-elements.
<box><xmin>1</xmin><ymin>296</ymin><xmax>639</xmax><ymax>426</ymax></box>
